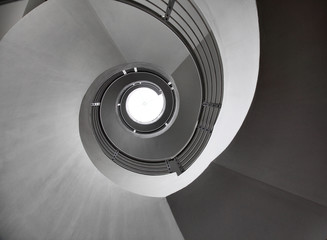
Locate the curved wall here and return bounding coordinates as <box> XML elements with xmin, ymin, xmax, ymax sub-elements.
<box><xmin>0</xmin><ymin>0</ymin><xmax>260</xmax><ymax>197</ymax></box>
<box><xmin>0</xmin><ymin>0</ymin><xmax>184</xmax><ymax>239</ymax></box>
<box><xmin>216</xmin><ymin>0</ymin><xmax>327</xmax><ymax>207</ymax></box>
<box><xmin>77</xmin><ymin>0</ymin><xmax>260</xmax><ymax>197</ymax></box>
<box><xmin>168</xmin><ymin>0</ymin><xmax>327</xmax><ymax>238</ymax></box>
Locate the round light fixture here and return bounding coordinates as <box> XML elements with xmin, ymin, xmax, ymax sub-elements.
<box><xmin>126</xmin><ymin>87</ymin><xmax>165</xmax><ymax>125</ymax></box>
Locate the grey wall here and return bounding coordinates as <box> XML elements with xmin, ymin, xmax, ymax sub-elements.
<box><xmin>168</xmin><ymin>164</ymin><xmax>327</xmax><ymax>240</ymax></box>
<box><xmin>23</xmin><ymin>0</ymin><xmax>45</xmax><ymax>15</ymax></box>
<box><xmin>0</xmin><ymin>0</ymin><xmax>184</xmax><ymax>239</ymax></box>
<box><xmin>0</xmin><ymin>0</ymin><xmax>48</xmax><ymax>40</ymax></box>
<box><xmin>0</xmin><ymin>0</ymin><xmax>27</xmax><ymax>39</ymax></box>
<box><xmin>168</xmin><ymin>0</ymin><xmax>327</xmax><ymax>238</ymax></box>
<box><xmin>215</xmin><ymin>0</ymin><xmax>327</xmax><ymax>207</ymax></box>
<box><xmin>88</xmin><ymin>0</ymin><xmax>189</xmax><ymax>75</ymax></box>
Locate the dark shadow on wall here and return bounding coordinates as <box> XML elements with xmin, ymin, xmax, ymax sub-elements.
<box><xmin>168</xmin><ymin>164</ymin><xmax>327</xmax><ymax>240</ymax></box>
<box><xmin>0</xmin><ymin>0</ymin><xmax>23</xmax><ymax>5</ymax></box>
<box><xmin>23</xmin><ymin>0</ymin><xmax>46</xmax><ymax>15</ymax></box>
<box><xmin>168</xmin><ymin>0</ymin><xmax>327</xmax><ymax>238</ymax></box>
<box><xmin>214</xmin><ymin>0</ymin><xmax>327</xmax><ymax>207</ymax></box>
<box><xmin>0</xmin><ymin>0</ymin><xmax>46</xmax><ymax>39</ymax></box>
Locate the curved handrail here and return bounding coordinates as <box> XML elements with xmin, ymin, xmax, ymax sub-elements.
<box><xmin>96</xmin><ymin>0</ymin><xmax>224</xmax><ymax>174</ymax></box>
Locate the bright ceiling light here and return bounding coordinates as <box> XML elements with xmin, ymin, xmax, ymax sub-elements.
<box><xmin>126</xmin><ymin>87</ymin><xmax>165</xmax><ymax>125</ymax></box>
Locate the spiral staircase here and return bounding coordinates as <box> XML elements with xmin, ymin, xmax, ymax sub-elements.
<box><xmin>1</xmin><ymin>0</ymin><xmax>326</xmax><ymax>239</ymax></box>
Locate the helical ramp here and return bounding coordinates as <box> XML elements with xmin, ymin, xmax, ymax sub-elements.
<box><xmin>0</xmin><ymin>0</ymin><xmax>259</xmax><ymax>239</ymax></box>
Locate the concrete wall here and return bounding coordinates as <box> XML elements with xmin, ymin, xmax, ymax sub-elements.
<box><xmin>88</xmin><ymin>0</ymin><xmax>189</xmax><ymax>75</ymax></box>
<box><xmin>23</xmin><ymin>0</ymin><xmax>45</xmax><ymax>15</ymax></box>
<box><xmin>0</xmin><ymin>0</ymin><xmax>183</xmax><ymax>239</ymax></box>
<box><xmin>0</xmin><ymin>0</ymin><xmax>28</xmax><ymax>39</ymax></box>
<box><xmin>168</xmin><ymin>164</ymin><xmax>327</xmax><ymax>240</ymax></box>
<box><xmin>215</xmin><ymin>0</ymin><xmax>327</xmax><ymax>207</ymax></box>
<box><xmin>168</xmin><ymin>0</ymin><xmax>327</xmax><ymax>238</ymax></box>
<box><xmin>0</xmin><ymin>0</ymin><xmax>48</xmax><ymax>40</ymax></box>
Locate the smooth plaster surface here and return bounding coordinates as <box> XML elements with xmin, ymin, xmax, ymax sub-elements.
<box><xmin>23</xmin><ymin>0</ymin><xmax>45</xmax><ymax>15</ymax></box>
<box><xmin>62</xmin><ymin>0</ymin><xmax>259</xmax><ymax>197</ymax></box>
<box><xmin>88</xmin><ymin>0</ymin><xmax>189</xmax><ymax>75</ymax></box>
<box><xmin>168</xmin><ymin>0</ymin><xmax>327</xmax><ymax>238</ymax></box>
<box><xmin>166</xmin><ymin>0</ymin><xmax>260</xmax><ymax>195</ymax></box>
<box><xmin>215</xmin><ymin>0</ymin><xmax>327</xmax><ymax>207</ymax></box>
<box><xmin>1</xmin><ymin>0</ymin><xmax>260</xmax><ymax>198</ymax></box>
<box><xmin>0</xmin><ymin>0</ymin><xmax>184</xmax><ymax>239</ymax></box>
<box><xmin>168</xmin><ymin>164</ymin><xmax>327</xmax><ymax>240</ymax></box>
<box><xmin>0</xmin><ymin>0</ymin><xmax>28</xmax><ymax>39</ymax></box>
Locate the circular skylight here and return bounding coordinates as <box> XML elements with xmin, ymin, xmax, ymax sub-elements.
<box><xmin>126</xmin><ymin>87</ymin><xmax>165</xmax><ymax>125</ymax></box>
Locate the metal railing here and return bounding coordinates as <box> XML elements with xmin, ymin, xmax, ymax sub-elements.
<box><xmin>94</xmin><ymin>0</ymin><xmax>223</xmax><ymax>174</ymax></box>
